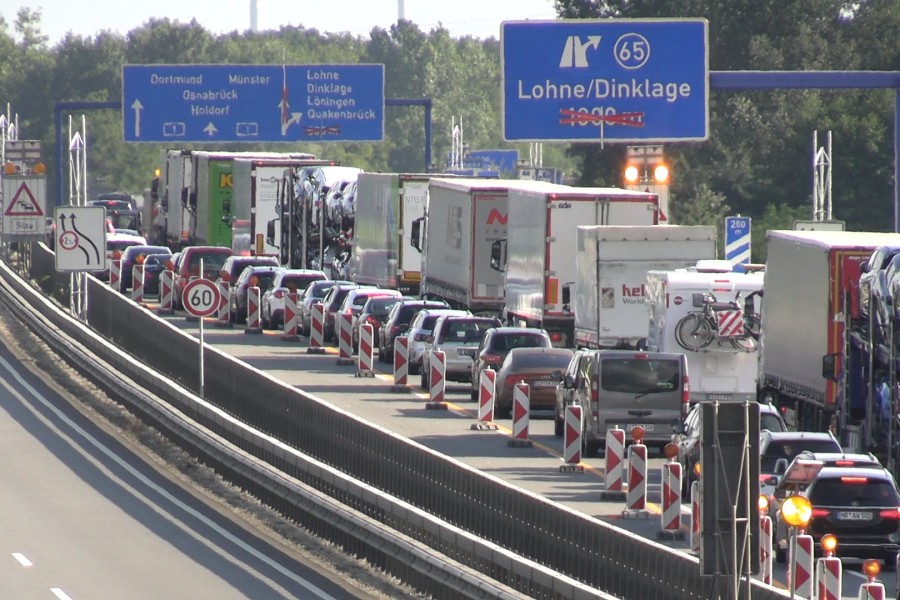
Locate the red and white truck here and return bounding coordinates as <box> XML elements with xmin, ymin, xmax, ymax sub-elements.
<box><xmin>411</xmin><ymin>178</ymin><xmax>561</xmax><ymax>315</ymax></box>
<box><xmin>573</xmin><ymin>225</ymin><xmax>717</xmax><ymax>349</ymax></box>
<box><xmin>499</xmin><ymin>186</ymin><xmax>660</xmax><ymax>347</ymax></box>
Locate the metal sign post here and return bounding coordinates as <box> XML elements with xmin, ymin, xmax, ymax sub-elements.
<box><xmin>181</xmin><ymin>260</ymin><xmax>221</xmax><ymax>397</ymax></box>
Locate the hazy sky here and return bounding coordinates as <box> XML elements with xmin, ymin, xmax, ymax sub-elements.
<box><xmin>6</xmin><ymin>0</ymin><xmax>559</xmax><ymax>45</ymax></box>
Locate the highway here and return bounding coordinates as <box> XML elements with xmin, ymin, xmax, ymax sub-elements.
<box><xmin>162</xmin><ymin>311</ymin><xmax>900</xmax><ymax>600</ymax></box>
<box><xmin>0</xmin><ymin>304</ymin><xmax>420</xmax><ymax>599</ymax></box>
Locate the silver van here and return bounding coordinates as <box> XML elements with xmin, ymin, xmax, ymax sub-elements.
<box><xmin>555</xmin><ymin>349</ymin><xmax>689</xmax><ymax>455</ymax></box>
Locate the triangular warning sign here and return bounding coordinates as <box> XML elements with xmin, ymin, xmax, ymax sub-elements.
<box><xmin>5</xmin><ymin>182</ymin><xmax>43</xmax><ymax>216</ymax></box>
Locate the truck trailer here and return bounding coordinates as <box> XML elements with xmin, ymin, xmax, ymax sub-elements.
<box><xmin>646</xmin><ymin>260</ymin><xmax>764</xmax><ymax>403</ymax></box>
<box><xmin>349</xmin><ymin>173</ymin><xmax>434</xmax><ymax>295</ymax></box>
<box><xmin>501</xmin><ymin>186</ymin><xmax>660</xmax><ymax>347</ymax></box>
<box><xmin>759</xmin><ymin>229</ymin><xmax>900</xmax><ymax>433</ymax></box>
<box><xmin>573</xmin><ymin>225</ymin><xmax>717</xmax><ymax>349</ymax></box>
<box><xmin>411</xmin><ymin>178</ymin><xmax>562</xmax><ymax>315</ymax></box>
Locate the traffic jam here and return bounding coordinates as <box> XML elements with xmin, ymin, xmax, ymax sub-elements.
<box><xmin>86</xmin><ymin>154</ymin><xmax>900</xmax><ymax>598</ymax></box>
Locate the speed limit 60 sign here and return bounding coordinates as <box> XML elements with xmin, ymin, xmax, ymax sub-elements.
<box><xmin>182</xmin><ymin>279</ymin><xmax>221</xmax><ymax>318</ymax></box>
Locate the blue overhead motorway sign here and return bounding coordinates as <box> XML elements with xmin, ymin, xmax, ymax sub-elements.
<box><xmin>501</xmin><ymin>19</ymin><xmax>708</xmax><ymax>143</ymax></box>
<box><xmin>123</xmin><ymin>64</ymin><xmax>384</xmax><ymax>143</ymax></box>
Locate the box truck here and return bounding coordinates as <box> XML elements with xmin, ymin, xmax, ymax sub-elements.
<box><xmin>573</xmin><ymin>225</ymin><xmax>717</xmax><ymax>349</ymax></box>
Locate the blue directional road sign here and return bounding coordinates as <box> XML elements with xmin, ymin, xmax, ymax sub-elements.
<box><xmin>725</xmin><ymin>216</ymin><xmax>751</xmax><ymax>265</ymax></box>
<box><xmin>501</xmin><ymin>19</ymin><xmax>708</xmax><ymax>142</ymax></box>
<box><xmin>123</xmin><ymin>64</ymin><xmax>384</xmax><ymax>143</ymax></box>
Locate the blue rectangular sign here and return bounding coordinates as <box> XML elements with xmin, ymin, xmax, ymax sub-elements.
<box><xmin>725</xmin><ymin>216</ymin><xmax>751</xmax><ymax>265</ymax></box>
<box><xmin>501</xmin><ymin>19</ymin><xmax>708</xmax><ymax>143</ymax></box>
<box><xmin>123</xmin><ymin>64</ymin><xmax>384</xmax><ymax>143</ymax></box>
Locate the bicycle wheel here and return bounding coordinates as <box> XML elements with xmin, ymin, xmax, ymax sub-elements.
<box><xmin>731</xmin><ymin>314</ymin><xmax>761</xmax><ymax>351</ymax></box>
<box><xmin>675</xmin><ymin>313</ymin><xmax>714</xmax><ymax>351</ymax></box>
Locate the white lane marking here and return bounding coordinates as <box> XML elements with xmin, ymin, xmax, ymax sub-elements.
<box><xmin>12</xmin><ymin>552</ymin><xmax>33</xmax><ymax>566</ymax></box>
<box><xmin>0</xmin><ymin>353</ymin><xmax>340</xmax><ymax>599</ymax></box>
<box><xmin>50</xmin><ymin>589</ymin><xmax>73</xmax><ymax>600</ymax></box>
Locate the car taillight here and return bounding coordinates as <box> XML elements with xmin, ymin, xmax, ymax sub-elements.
<box><xmin>414</xmin><ymin>333</ymin><xmax>428</xmax><ymax>342</ymax></box>
<box><xmin>482</xmin><ymin>353</ymin><xmax>503</xmax><ymax>365</ymax></box>
<box><xmin>812</xmin><ymin>508</ymin><xmax>831</xmax><ymax>518</ymax></box>
<box><xmin>365</xmin><ymin>316</ymin><xmax>380</xmax><ymax>327</ymax></box>
<box><xmin>834</xmin><ymin>460</ymin><xmax>855</xmax><ymax>466</ymax></box>
<box><xmin>274</xmin><ymin>290</ymin><xmax>285</xmax><ymax>299</ymax></box>
<box><xmin>505</xmin><ymin>376</ymin><xmax>520</xmax><ymax>388</ymax></box>
<box><xmin>549</xmin><ymin>332</ymin><xmax>563</xmax><ymax>344</ymax></box>
<box><xmin>880</xmin><ymin>508</ymin><xmax>900</xmax><ymax>519</ymax></box>
<box><xmin>219</xmin><ymin>271</ymin><xmax>230</xmax><ymax>282</ymax></box>
<box><xmin>682</xmin><ymin>375</ymin><xmax>691</xmax><ymax>419</ymax></box>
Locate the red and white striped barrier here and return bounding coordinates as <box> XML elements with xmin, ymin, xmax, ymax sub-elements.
<box><xmin>790</xmin><ymin>533</ymin><xmax>814</xmax><ymax>599</ymax></box>
<box><xmin>601</xmin><ymin>427</ymin><xmax>626</xmax><ymax>498</ymax></box>
<box><xmin>659</xmin><ymin>460</ymin><xmax>681</xmax><ymax>534</ymax></box>
<box><xmin>858</xmin><ymin>582</ymin><xmax>885</xmax><ymax>600</ymax></box>
<box><xmin>281</xmin><ymin>292</ymin><xmax>300</xmax><ymax>341</ymax></box>
<box><xmin>356</xmin><ymin>324</ymin><xmax>375</xmax><ymax>377</ymax></box>
<box><xmin>623</xmin><ymin>442</ymin><xmax>648</xmax><ymax>517</ymax></box>
<box><xmin>216</xmin><ymin>280</ymin><xmax>231</xmax><ymax>327</ymax></box>
<box><xmin>244</xmin><ymin>286</ymin><xmax>262</xmax><ymax>334</ymax></box>
<box><xmin>109</xmin><ymin>259</ymin><xmax>122</xmax><ymax>292</ymax></box>
<box><xmin>560</xmin><ymin>404</ymin><xmax>584</xmax><ymax>471</ymax></box>
<box><xmin>157</xmin><ymin>269</ymin><xmax>174</xmax><ymax>314</ymax></box>
<box><xmin>336</xmin><ymin>312</ymin><xmax>353</xmax><ymax>364</ymax></box>
<box><xmin>470</xmin><ymin>368</ymin><xmax>498</xmax><ymax>430</ymax></box>
<box><xmin>307</xmin><ymin>302</ymin><xmax>325</xmax><ymax>353</ymax></box>
<box><xmin>425</xmin><ymin>350</ymin><xmax>446</xmax><ymax>408</ymax></box>
<box><xmin>131</xmin><ymin>264</ymin><xmax>145</xmax><ymax>303</ymax></box>
<box><xmin>391</xmin><ymin>335</ymin><xmax>409</xmax><ymax>386</ymax></box>
<box><xmin>816</xmin><ymin>556</ymin><xmax>841</xmax><ymax>600</ymax></box>
<box><xmin>759</xmin><ymin>515</ymin><xmax>773</xmax><ymax>585</ymax></box>
<box><xmin>508</xmin><ymin>381</ymin><xmax>532</xmax><ymax>447</ymax></box>
<box><xmin>690</xmin><ymin>480</ymin><xmax>700</xmax><ymax>553</ymax></box>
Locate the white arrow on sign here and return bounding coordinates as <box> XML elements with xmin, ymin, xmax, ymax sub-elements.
<box><xmin>204</xmin><ymin>122</ymin><xmax>218</xmax><ymax>136</ymax></box>
<box><xmin>131</xmin><ymin>98</ymin><xmax>144</xmax><ymax>137</ymax></box>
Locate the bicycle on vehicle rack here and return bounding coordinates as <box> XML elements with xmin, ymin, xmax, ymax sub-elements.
<box><xmin>674</xmin><ymin>291</ymin><xmax>761</xmax><ymax>352</ymax></box>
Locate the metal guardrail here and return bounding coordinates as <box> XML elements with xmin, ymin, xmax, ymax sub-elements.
<box><xmin>22</xmin><ymin>241</ymin><xmax>788</xmax><ymax>600</ymax></box>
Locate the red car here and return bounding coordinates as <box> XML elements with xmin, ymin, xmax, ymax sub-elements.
<box><xmin>173</xmin><ymin>246</ymin><xmax>233</xmax><ymax>310</ymax></box>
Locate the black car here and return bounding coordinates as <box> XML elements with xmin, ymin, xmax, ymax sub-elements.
<box><xmin>469</xmin><ymin>327</ymin><xmax>552</xmax><ymax>401</ymax></box>
<box><xmin>119</xmin><ymin>245</ymin><xmax>171</xmax><ymax>292</ymax></box>
<box><xmin>141</xmin><ymin>253</ymin><xmax>175</xmax><ymax>297</ymax></box>
<box><xmin>377</xmin><ymin>299</ymin><xmax>450</xmax><ymax>364</ymax></box>
<box><xmin>320</xmin><ymin>283</ymin><xmax>360</xmax><ymax>342</ymax></box>
<box><xmin>229</xmin><ymin>265</ymin><xmax>282</xmax><ymax>323</ymax></box>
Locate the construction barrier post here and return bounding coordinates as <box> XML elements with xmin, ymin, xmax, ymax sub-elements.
<box><xmin>244</xmin><ymin>286</ymin><xmax>262</xmax><ymax>334</ymax></box>
<box><xmin>858</xmin><ymin>582</ymin><xmax>886</xmax><ymax>600</ymax></box>
<box><xmin>157</xmin><ymin>269</ymin><xmax>174</xmax><ymax>315</ymax></box>
<box><xmin>507</xmin><ymin>381</ymin><xmax>533</xmax><ymax>447</ymax></box>
<box><xmin>281</xmin><ymin>292</ymin><xmax>300</xmax><ymax>342</ymax></box>
<box><xmin>307</xmin><ymin>302</ymin><xmax>325</xmax><ymax>353</ymax></box>
<box><xmin>336</xmin><ymin>312</ymin><xmax>353</xmax><ymax>364</ymax></box>
<box><xmin>355</xmin><ymin>324</ymin><xmax>375</xmax><ymax>377</ymax></box>
<box><xmin>425</xmin><ymin>350</ymin><xmax>447</xmax><ymax>409</ymax></box>
<box><xmin>391</xmin><ymin>335</ymin><xmax>409</xmax><ymax>389</ymax></box>
<box><xmin>560</xmin><ymin>404</ymin><xmax>584</xmax><ymax>472</ymax></box>
<box><xmin>690</xmin><ymin>480</ymin><xmax>701</xmax><ymax>553</ymax></box>
<box><xmin>109</xmin><ymin>259</ymin><xmax>121</xmax><ymax>292</ymax></box>
<box><xmin>623</xmin><ymin>437</ymin><xmax>649</xmax><ymax>518</ymax></box>
<box><xmin>657</xmin><ymin>457</ymin><xmax>683</xmax><ymax>538</ymax></box>
<box><xmin>759</xmin><ymin>514</ymin><xmax>773</xmax><ymax>585</ymax></box>
<box><xmin>600</xmin><ymin>427</ymin><xmax>626</xmax><ymax>500</ymax></box>
<box><xmin>131</xmin><ymin>264</ymin><xmax>145</xmax><ymax>303</ymax></box>
<box><xmin>216</xmin><ymin>280</ymin><xmax>231</xmax><ymax>328</ymax></box>
<box><xmin>816</xmin><ymin>556</ymin><xmax>841</xmax><ymax>600</ymax></box>
<box><xmin>470</xmin><ymin>368</ymin><xmax>498</xmax><ymax>430</ymax></box>
<box><xmin>790</xmin><ymin>533</ymin><xmax>814</xmax><ymax>600</ymax></box>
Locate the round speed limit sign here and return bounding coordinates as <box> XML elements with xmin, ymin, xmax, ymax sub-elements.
<box><xmin>182</xmin><ymin>279</ymin><xmax>221</xmax><ymax>318</ymax></box>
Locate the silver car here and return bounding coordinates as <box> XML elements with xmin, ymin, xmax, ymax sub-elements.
<box><xmin>404</xmin><ymin>309</ymin><xmax>470</xmax><ymax>375</ymax></box>
<box><xmin>420</xmin><ymin>315</ymin><xmax>502</xmax><ymax>389</ymax></box>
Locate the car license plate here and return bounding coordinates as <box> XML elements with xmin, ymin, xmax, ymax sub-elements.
<box><xmin>623</xmin><ymin>424</ymin><xmax>655</xmax><ymax>431</ymax></box>
<box><xmin>837</xmin><ymin>511</ymin><xmax>873</xmax><ymax>521</ymax></box>
<box><xmin>707</xmin><ymin>393</ymin><xmax>733</xmax><ymax>401</ymax></box>
<box><xmin>531</xmin><ymin>380</ymin><xmax>557</xmax><ymax>387</ymax></box>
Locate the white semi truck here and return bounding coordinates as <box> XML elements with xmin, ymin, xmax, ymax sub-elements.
<box><xmin>500</xmin><ymin>186</ymin><xmax>660</xmax><ymax>347</ymax></box>
<box><xmin>349</xmin><ymin>173</ymin><xmax>434</xmax><ymax>295</ymax></box>
<box><xmin>646</xmin><ymin>260</ymin><xmax>764</xmax><ymax>403</ymax></box>
<box><xmin>573</xmin><ymin>225</ymin><xmax>717</xmax><ymax>349</ymax></box>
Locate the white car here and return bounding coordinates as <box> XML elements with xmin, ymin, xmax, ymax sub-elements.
<box><xmin>419</xmin><ymin>314</ymin><xmax>501</xmax><ymax>388</ymax></box>
<box><xmin>404</xmin><ymin>309</ymin><xmax>470</xmax><ymax>375</ymax></box>
<box><xmin>261</xmin><ymin>269</ymin><xmax>328</xmax><ymax>329</ymax></box>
